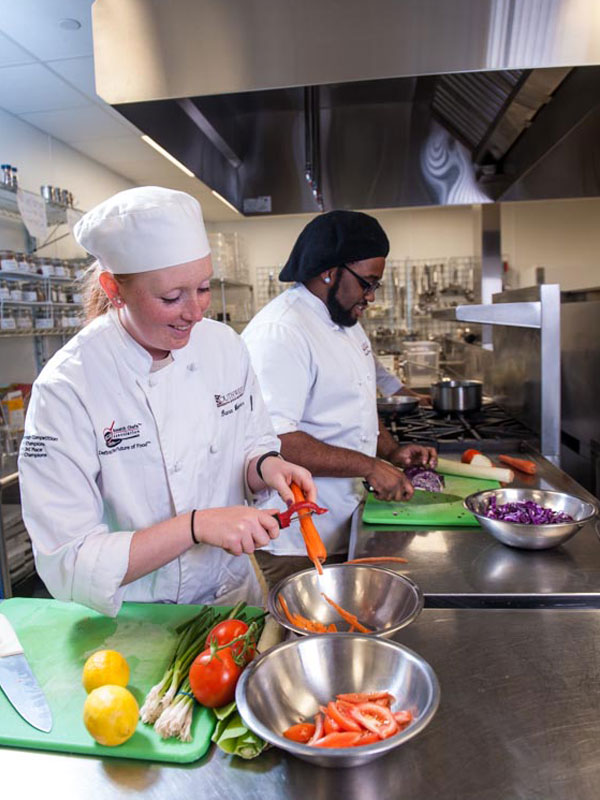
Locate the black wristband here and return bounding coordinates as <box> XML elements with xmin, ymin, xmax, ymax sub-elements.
<box><xmin>190</xmin><ymin>509</ymin><xmax>199</xmax><ymax>544</ymax></box>
<box><xmin>255</xmin><ymin>450</ymin><xmax>281</xmax><ymax>481</ymax></box>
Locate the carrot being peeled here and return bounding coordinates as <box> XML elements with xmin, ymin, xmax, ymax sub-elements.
<box><xmin>290</xmin><ymin>482</ymin><xmax>327</xmax><ymax>573</ymax></box>
<box><xmin>498</xmin><ymin>455</ymin><xmax>537</xmax><ymax>475</ymax></box>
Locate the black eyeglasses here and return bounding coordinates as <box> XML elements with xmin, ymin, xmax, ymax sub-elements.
<box><xmin>340</xmin><ymin>264</ymin><xmax>382</xmax><ymax>294</ymax></box>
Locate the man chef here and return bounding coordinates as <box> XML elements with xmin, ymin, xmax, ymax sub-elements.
<box><xmin>242</xmin><ymin>210</ymin><xmax>437</xmax><ymax>586</ymax></box>
<box><xmin>18</xmin><ymin>186</ymin><xmax>315</xmax><ymax>616</ymax></box>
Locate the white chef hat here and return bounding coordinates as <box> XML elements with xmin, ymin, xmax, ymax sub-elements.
<box><xmin>73</xmin><ymin>186</ymin><xmax>210</xmax><ymax>274</ymax></box>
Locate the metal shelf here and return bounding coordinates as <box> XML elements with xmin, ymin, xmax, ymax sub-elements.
<box><xmin>0</xmin><ymin>184</ymin><xmax>82</xmax><ymax>226</ymax></box>
<box><xmin>0</xmin><ymin>269</ymin><xmax>78</xmax><ymax>284</ymax></box>
<box><xmin>0</xmin><ymin>327</ymin><xmax>81</xmax><ymax>338</ymax></box>
<box><xmin>0</xmin><ymin>300</ymin><xmax>82</xmax><ymax>308</ymax></box>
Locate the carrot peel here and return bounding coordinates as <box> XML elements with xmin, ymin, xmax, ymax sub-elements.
<box><xmin>321</xmin><ymin>593</ymin><xmax>372</xmax><ymax>633</ymax></box>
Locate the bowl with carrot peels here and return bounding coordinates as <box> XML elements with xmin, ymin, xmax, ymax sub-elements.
<box><xmin>235</xmin><ymin>633</ymin><xmax>440</xmax><ymax>767</ymax></box>
<box><xmin>267</xmin><ymin>564</ymin><xmax>423</xmax><ymax>638</ymax></box>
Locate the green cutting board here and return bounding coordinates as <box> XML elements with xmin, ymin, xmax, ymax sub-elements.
<box><xmin>362</xmin><ymin>474</ymin><xmax>501</xmax><ymax>526</ymax></box>
<box><xmin>0</xmin><ymin>598</ymin><xmax>260</xmax><ymax>763</ymax></box>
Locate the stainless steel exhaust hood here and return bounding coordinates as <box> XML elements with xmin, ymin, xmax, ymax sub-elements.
<box><xmin>92</xmin><ymin>0</ymin><xmax>600</xmax><ymax>215</ymax></box>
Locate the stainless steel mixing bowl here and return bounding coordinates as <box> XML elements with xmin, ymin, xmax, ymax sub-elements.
<box><xmin>464</xmin><ymin>487</ymin><xmax>598</xmax><ymax>549</ymax></box>
<box><xmin>235</xmin><ymin>633</ymin><xmax>440</xmax><ymax>767</ymax></box>
<box><xmin>268</xmin><ymin>564</ymin><xmax>423</xmax><ymax>637</ymax></box>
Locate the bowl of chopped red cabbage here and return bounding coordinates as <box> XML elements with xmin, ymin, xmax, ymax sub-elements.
<box><xmin>464</xmin><ymin>488</ymin><xmax>598</xmax><ymax>549</ymax></box>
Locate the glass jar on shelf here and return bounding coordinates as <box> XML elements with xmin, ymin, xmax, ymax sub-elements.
<box><xmin>39</xmin><ymin>258</ymin><xmax>54</xmax><ymax>277</ymax></box>
<box><xmin>59</xmin><ymin>312</ymin><xmax>71</xmax><ymax>328</ymax></box>
<box><xmin>35</xmin><ymin>284</ymin><xmax>46</xmax><ymax>303</ymax></box>
<box><xmin>0</xmin><ymin>309</ymin><xmax>16</xmax><ymax>330</ymax></box>
<box><xmin>0</xmin><ymin>280</ymin><xmax>9</xmax><ymax>301</ymax></box>
<box><xmin>9</xmin><ymin>282</ymin><xmax>23</xmax><ymax>302</ymax></box>
<box><xmin>56</xmin><ymin>286</ymin><xmax>67</xmax><ymax>303</ymax></box>
<box><xmin>34</xmin><ymin>309</ymin><xmax>54</xmax><ymax>330</ymax></box>
<box><xmin>21</xmin><ymin>282</ymin><xmax>38</xmax><ymax>303</ymax></box>
<box><xmin>0</xmin><ymin>250</ymin><xmax>17</xmax><ymax>272</ymax></box>
<box><xmin>16</xmin><ymin>253</ymin><xmax>30</xmax><ymax>272</ymax></box>
<box><xmin>53</xmin><ymin>260</ymin><xmax>66</xmax><ymax>277</ymax></box>
<box><xmin>50</xmin><ymin>285</ymin><xmax>59</xmax><ymax>304</ymax></box>
<box><xmin>16</xmin><ymin>309</ymin><xmax>32</xmax><ymax>330</ymax></box>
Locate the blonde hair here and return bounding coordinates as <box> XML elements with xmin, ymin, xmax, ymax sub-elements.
<box><xmin>82</xmin><ymin>261</ymin><xmax>131</xmax><ymax>323</ymax></box>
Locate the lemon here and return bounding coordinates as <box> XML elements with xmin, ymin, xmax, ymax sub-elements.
<box><xmin>82</xmin><ymin>649</ymin><xmax>130</xmax><ymax>693</ymax></box>
<box><xmin>83</xmin><ymin>685</ymin><xmax>139</xmax><ymax>746</ymax></box>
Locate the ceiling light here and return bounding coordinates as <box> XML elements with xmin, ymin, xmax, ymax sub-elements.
<box><xmin>211</xmin><ymin>190</ymin><xmax>240</xmax><ymax>215</ymax></box>
<box><xmin>141</xmin><ymin>135</ymin><xmax>195</xmax><ymax>178</ymax></box>
<box><xmin>59</xmin><ymin>18</ymin><xmax>82</xmax><ymax>30</ymax></box>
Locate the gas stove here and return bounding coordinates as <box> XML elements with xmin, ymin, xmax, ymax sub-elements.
<box><xmin>383</xmin><ymin>402</ymin><xmax>539</xmax><ymax>453</ymax></box>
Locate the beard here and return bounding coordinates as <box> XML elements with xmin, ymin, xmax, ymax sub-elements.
<box><xmin>325</xmin><ymin>272</ymin><xmax>358</xmax><ymax>327</ymax></box>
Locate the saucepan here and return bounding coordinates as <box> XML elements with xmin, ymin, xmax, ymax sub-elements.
<box><xmin>430</xmin><ymin>379</ymin><xmax>482</xmax><ymax>413</ymax></box>
<box><xmin>376</xmin><ymin>395</ymin><xmax>419</xmax><ymax>415</ymax></box>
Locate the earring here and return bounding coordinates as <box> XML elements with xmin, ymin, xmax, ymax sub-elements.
<box><xmin>324</xmin><ymin>276</ymin><xmax>331</xmax><ymax>284</ymax></box>
<box><xmin>113</xmin><ymin>297</ymin><xmax>123</xmax><ymax>307</ymax></box>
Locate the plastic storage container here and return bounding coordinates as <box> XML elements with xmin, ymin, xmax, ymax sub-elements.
<box><xmin>402</xmin><ymin>341</ymin><xmax>440</xmax><ymax>387</ymax></box>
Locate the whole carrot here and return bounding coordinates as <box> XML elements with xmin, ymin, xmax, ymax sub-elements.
<box><xmin>498</xmin><ymin>455</ymin><xmax>537</xmax><ymax>475</ymax></box>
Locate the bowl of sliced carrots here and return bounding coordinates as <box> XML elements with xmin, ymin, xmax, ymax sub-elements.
<box><xmin>268</xmin><ymin>564</ymin><xmax>423</xmax><ymax>638</ymax></box>
<box><xmin>235</xmin><ymin>633</ymin><xmax>440</xmax><ymax>767</ymax></box>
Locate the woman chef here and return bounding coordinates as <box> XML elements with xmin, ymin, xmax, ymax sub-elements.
<box><xmin>18</xmin><ymin>186</ymin><xmax>315</xmax><ymax>617</ymax></box>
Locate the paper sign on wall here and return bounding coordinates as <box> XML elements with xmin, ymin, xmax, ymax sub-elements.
<box><xmin>16</xmin><ymin>189</ymin><xmax>48</xmax><ymax>241</ymax></box>
<box><xmin>66</xmin><ymin>207</ymin><xmax>83</xmax><ymax>234</ymax></box>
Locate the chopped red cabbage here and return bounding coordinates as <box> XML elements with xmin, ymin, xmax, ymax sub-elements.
<box><xmin>404</xmin><ymin>467</ymin><xmax>445</xmax><ymax>493</ymax></box>
<box><xmin>484</xmin><ymin>496</ymin><xmax>574</xmax><ymax>524</ymax></box>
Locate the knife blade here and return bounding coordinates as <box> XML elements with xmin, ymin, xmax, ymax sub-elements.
<box><xmin>0</xmin><ymin>613</ymin><xmax>53</xmax><ymax>732</ymax></box>
<box><xmin>362</xmin><ymin>480</ymin><xmax>462</xmax><ymax>505</ymax></box>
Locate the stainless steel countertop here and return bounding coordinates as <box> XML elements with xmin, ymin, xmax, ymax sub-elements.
<box><xmin>3</xmin><ymin>608</ymin><xmax>600</xmax><ymax>799</ymax></box>
<box><xmin>349</xmin><ymin>450</ymin><xmax>600</xmax><ymax>606</ymax></box>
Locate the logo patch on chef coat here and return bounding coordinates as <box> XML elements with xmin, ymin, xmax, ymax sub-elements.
<box><xmin>361</xmin><ymin>341</ymin><xmax>372</xmax><ymax>356</ymax></box>
<box><xmin>214</xmin><ymin>385</ymin><xmax>244</xmax><ymax>408</ymax></box>
<box><xmin>103</xmin><ymin>420</ymin><xmax>142</xmax><ymax>448</ymax></box>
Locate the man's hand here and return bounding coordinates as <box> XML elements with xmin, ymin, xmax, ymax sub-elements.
<box><xmin>388</xmin><ymin>444</ymin><xmax>437</xmax><ymax>469</ymax></box>
<box><xmin>364</xmin><ymin>459</ymin><xmax>415</xmax><ymax>502</ymax></box>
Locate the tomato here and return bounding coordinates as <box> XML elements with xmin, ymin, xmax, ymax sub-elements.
<box><xmin>312</xmin><ymin>731</ymin><xmax>362</xmax><ymax>748</ymax></box>
<box><xmin>189</xmin><ymin>646</ymin><xmax>243</xmax><ymax>708</ymax></box>
<box><xmin>326</xmin><ymin>701</ymin><xmax>362</xmax><ymax>732</ymax></box>
<box><xmin>349</xmin><ymin>702</ymin><xmax>398</xmax><ymax>739</ymax></box>
<box><xmin>356</xmin><ymin>731</ymin><xmax>380</xmax><ymax>746</ymax></box>
<box><xmin>336</xmin><ymin>691</ymin><xmax>394</xmax><ymax>705</ymax></box>
<box><xmin>205</xmin><ymin>619</ymin><xmax>255</xmax><ymax>663</ymax></box>
<box><xmin>323</xmin><ymin>714</ymin><xmax>341</xmax><ymax>735</ymax></box>
<box><xmin>283</xmin><ymin>722</ymin><xmax>316</xmax><ymax>743</ymax></box>
<box><xmin>393</xmin><ymin>710</ymin><xmax>413</xmax><ymax>729</ymax></box>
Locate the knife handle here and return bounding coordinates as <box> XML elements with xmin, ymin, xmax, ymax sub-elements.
<box><xmin>0</xmin><ymin>613</ymin><xmax>24</xmax><ymax>658</ymax></box>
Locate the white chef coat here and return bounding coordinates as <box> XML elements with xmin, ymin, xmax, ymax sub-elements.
<box><xmin>242</xmin><ymin>283</ymin><xmax>379</xmax><ymax>555</ymax></box>
<box><xmin>19</xmin><ymin>309</ymin><xmax>279</xmax><ymax>617</ymax></box>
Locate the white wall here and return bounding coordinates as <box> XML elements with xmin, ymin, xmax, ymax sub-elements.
<box><xmin>209</xmin><ymin>199</ymin><xmax>600</xmax><ymax>294</ymax></box>
<box><xmin>0</xmin><ymin>109</ymin><xmax>135</xmax><ymax>384</ymax></box>
<box><xmin>501</xmin><ymin>198</ymin><xmax>600</xmax><ymax>291</ymax></box>
<box><xmin>208</xmin><ymin>204</ymin><xmax>477</xmax><ymax>277</ymax></box>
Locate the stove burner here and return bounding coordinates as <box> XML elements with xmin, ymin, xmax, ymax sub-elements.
<box><xmin>384</xmin><ymin>402</ymin><xmax>536</xmax><ymax>448</ymax></box>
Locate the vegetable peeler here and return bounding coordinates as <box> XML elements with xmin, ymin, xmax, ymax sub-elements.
<box><xmin>275</xmin><ymin>500</ymin><xmax>328</xmax><ymax>529</ymax></box>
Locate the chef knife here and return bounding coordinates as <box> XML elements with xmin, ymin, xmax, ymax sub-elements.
<box><xmin>362</xmin><ymin>480</ymin><xmax>462</xmax><ymax>505</ymax></box>
<box><xmin>0</xmin><ymin>613</ymin><xmax>53</xmax><ymax>732</ymax></box>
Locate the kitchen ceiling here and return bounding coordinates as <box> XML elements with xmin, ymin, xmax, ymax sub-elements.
<box><xmin>0</xmin><ymin>0</ymin><xmax>239</xmax><ymax>221</ymax></box>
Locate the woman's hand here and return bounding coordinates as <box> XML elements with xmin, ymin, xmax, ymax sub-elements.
<box><xmin>259</xmin><ymin>456</ymin><xmax>317</xmax><ymax>506</ymax></box>
<box><xmin>389</xmin><ymin>444</ymin><xmax>438</xmax><ymax>469</ymax></box>
<box><xmin>193</xmin><ymin>506</ymin><xmax>281</xmax><ymax>555</ymax></box>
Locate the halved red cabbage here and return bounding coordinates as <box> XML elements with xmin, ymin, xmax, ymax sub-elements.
<box><xmin>484</xmin><ymin>496</ymin><xmax>574</xmax><ymax>524</ymax></box>
<box><xmin>404</xmin><ymin>466</ymin><xmax>445</xmax><ymax>493</ymax></box>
